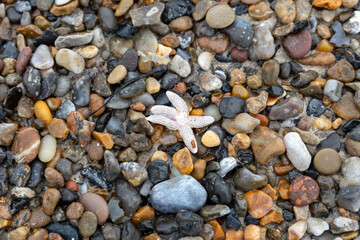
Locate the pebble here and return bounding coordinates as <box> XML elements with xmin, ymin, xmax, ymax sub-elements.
<box><xmin>249</xmin><ymin>2</ymin><xmax>273</xmax><ymax>20</ymax></box>
<box><xmin>98</xmin><ymin>6</ymin><xmax>117</xmax><ymax>32</ymax></box>
<box><xmin>55</xmin><ymin>49</ymin><xmax>85</xmax><ymax>74</ymax></box>
<box><xmin>332</xmin><ymin>91</ymin><xmax>360</xmax><ymax>121</ymax></box>
<box><xmin>198</xmin><ymin>52</ymin><xmax>213</xmax><ymax>71</ymax></box>
<box><xmin>38</xmin><ymin>135</ymin><xmax>57</xmax><ymax>163</ymax></box>
<box><xmin>150</xmin><ymin>175</ymin><xmax>207</xmax><ymax>213</ymax></box>
<box><xmin>343</xmin><ymin>11</ymin><xmax>360</xmax><ymax>34</ymax></box>
<box><xmin>43</xmin><ymin>188</ymin><xmax>60</xmax><ymax>216</ymax></box>
<box><xmin>327</xmin><ymin>59</ymin><xmax>355</xmax><ymax>83</ymax></box>
<box><xmin>80</xmin><ymin>192</ymin><xmax>109</xmax><ymax>224</ymax></box>
<box><xmin>45</xmin><ymin>167</ymin><xmax>64</xmax><ymax>188</ymax></box>
<box><xmin>288</xmin><ymin>220</ymin><xmax>307</xmax><ymax>240</ymax></box>
<box><xmin>337</xmin><ymin>186</ymin><xmax>360</xmax><ymax>212</ymax></box>
<box><xmin>297</xmin><ymin>51</ymin><xmax>335</xmax><ymax>65</ymax></box>
<box><xmin>284</xmin><ymin>132</ymin><xmax>311</xmax><ymax>171</ymax></box>
<box><xmin>331</xmin><ymin>21</ymin><xmax>350</xmax><ymax>47</ymax></box>
<box><xmin>222</xmin><ymin>17</ymin><xmax>253</xmax><ymax>48</ymax></box>
<box><xmin>30</xmin><ymin>44</ymin><xmax>54</xmax><ymax>70</ymax></box>
<box><xmin>275</xmin><ymin>0</ymin><xmax>296</xmax><ymax>24</ymax></box>
<box><xmin>29</xmin><ymin>208</ymin><xmax>51</xmax><ymax>228</ymax></box>
<box><xmin>67</xmin><ymin>111</ymin><xmax>91</xmax><ymax>148</ymax></box>
<box><xmin>282</xmin><ymin>30</ymin><xmax>312</xmax><ymax>59</ymax></box>
<box><xmin>217</xmin><ymin>157</ymin><xmax>237</xmax><ymax>177</ymax></box>
<box><xmin>11</xmin><ymin>127</ymin><xmax>40</xmax><ymax>164</ymax></box>
<box><xmin>79</xmin><ymin>211</ymin><xmax>97</xmax><ymax>237</ymax></box>
<box><xmin>290</xmin><ymin>175</ymin><xmax>320</xmax><ymax>206</ymax></box>
<box><xmin>222</xmin><ymin>113</ymin><xmax>260</xmax><ymax>134</ymax></box>
<box><xmin>197</xmin><ymin>34</ymin><xmax>229</xmax><ymax>54</ymax></box>
<box><xmin>307</xmin><ymin>217</ymin><xmax>329</xmax><ymax>236</ymax></box>
<box><xmin>206</xmin><ymin>4</ymin><xmax>235</xmax><ymax>29</ymax></box>
<box><xmin>48</xmin><ymin>118</ymin><xmax>69</xmax><ymax>139</ymax></box>
<box><xmin>170</xmin><ymin>55</ymin><xmax>191</xmax><ymax>78</ymax></box>
<box><xmin>202</xmin><ymin>172</ymin><xmax>232</xmax><ymax>205</ymax></box>
<box><xmin>243</xmin><ymin>190</ymin><xmax>273</xmax><ymax>219</ymax></box>
<box><xmin>115</xmin><ymin>179</ymin><xmax>142</xmax><ymax>216</ymax></box>
<box><xmin>249</xmin><ymin>22</ymin><xmax>275</xmax><ymax>60</ymax></box>
<box><xmin>331</xmin><ymin>217</ymin><xmax>359</xmax><ymax>234</ymax></box>
<box><xmin>130</xmin><ymin>3</ymin><xmax>164</xmax><ymax>27</ymax></box>
<box><xmin>324</xmin><ymin>79</ymin><xmax>343</xmax><ymax>102</ymax></box>
<box><xmin>234</xmin><ymin>168</ymin><xmax>268</xmax><ymax>191</ymax></box>
<box><xmin>269</xmin><ymin>97</ymin><xmax>304</xmax><ymax>120</ymax></box>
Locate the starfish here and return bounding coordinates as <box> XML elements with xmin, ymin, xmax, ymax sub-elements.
<box><xmin>146</xmin><ymin>91</ymin><xmax>214</xmax><ymax>153</ymax></box>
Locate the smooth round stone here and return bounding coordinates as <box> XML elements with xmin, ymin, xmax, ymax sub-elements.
<box><xmin>290</xmin><ymin>175</ymin><xmax>320</xmax><ymax>206</ymax></box>
<box><xmin>249</xmin><ymin>1</ymin><xmax>273</xmax><ymax>20</ymax></box>
<box><xmin>201</xmin><ymin>130</ymin><xmax>220</xmax><ymax>147</ymax></box>
<box><xmin>222</xmin><ymin>113</ymin><xmax>260</xmax><ymax>134</ymax></box>
<box><xmin>12</xmin><ymin>127</ymin><xmax>41</xmax><ymax>164</ymax></box>
<box><xmin>80</xmin><ymin>192</ymin><xmax>109</xmax><ymax>224</ymax></box>
<box><xmin>307</xmin><ymin>217</ymin><xmax>329</xmax><ymax>237</ymax></box>
<box><xmin>206</xmin><ymin>5</ymin><xmax>235</xmax><ymax>29</ymax></box>
<box><xmin>38</xmin><ymin>135</ymin><xmax>57</xmax><ymax>163</ymax></box>
<box><xmin>249</xmin><ymin>22</ymin><xmax>275</xmax><ymax>60</ymax></box>
<box><xmin>55</xmin><ymin>0</ymin><xmax>71</xmax><ymax>5</ymax></box>
<box><xmin>201</xmin><ymin>172</ymin><xmax>232</xmax><ymax>204</ymax></box>
<box><xmin>282</xmin><ymin>30</ymin><xmax>312</xmax><ymax>59</ymax></box>
<box><xmin>243</xmin><ymin>190</ymin><xmax>273</xmax><ymax>219</ymax></box>
<box><xmin>150</xmin><ymin>175</ymin><xmax>207</xmax><ymax>213</ymax></box>
<box><xmin>79</xmin><ymin>211</ymin><xmax>97</xmax><ymax>238</ymax></box>
<box><xmin>204</xmin><ymin>104</ymin><xmax>221</xmax><ymax>122</ymax></box>
<box><xmin>108</xmin><ymin>65</ymin><xmax>127</xmax><ymax>84</ymax></box>
<box><xmin>314</xmin><ymin>148</ymin><xmax>342</xmax><ymax>174</ymax></box>
<box><xmin>306</xmin><ymin>98</ymin><xmax>326</xmax><ymax>117</ymax></box>
<box><xmin>98</xmin><ymin>7</ymin><xmax>117</xmax><ymax>33</ymax></box>
<box><xmin>55</xmin><ymin>49</ymin><xmax>85</xmax><ymax>74</ymax></box>
<box><xmin>233</xmin><ymin>168</ymin><xmax>268</xmax><ymax>192</ymax></box>
<box><xmin>198</xmin><ymin>51</ymin><xmax>213</xmax><ymax>71</ymax></box>
<box><xmin>222</xmin><ymin>17</ymin><xmax>253</xmax><ymax>48</ymax></box>
<box><xmin>30</xmin><ymin>45</ymin><xmax>54</xmax><ymax>70</ymax></box>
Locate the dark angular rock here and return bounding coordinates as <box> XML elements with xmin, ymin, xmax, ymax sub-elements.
<box><xmin>219</xmin><ymin>97</ymin><xmax>247</xmax><ymax>118</ymax></box>
<box><xmin>80</xmin><ymin>166</ymin><xmax>112</xmax><ymax>190</ymax></box>
<box><xmin>201</xmin><ymin>172</ymin><xmax>232</xmax><ymax>205</ymax></box>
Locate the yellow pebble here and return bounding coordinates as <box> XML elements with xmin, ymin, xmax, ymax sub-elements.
<box><xmin>232</xmin><ymin>84</ymin><xmax>250</xmax><ymax>99</ymax></box>
<box><xmin>146</xmin><ymin>77</ymin><xmax>161</xmax><ymax>94</ymax></box>
<box><xmin>92</xmin><ymin>132</ymin><xmax>114</xmax><ymax>150</ymax></box>
<box><xmin>332</xmin><ymin>118</ymin><xmax>342</xmax><ymax>129</ymax></box>
<box><xmin>151</xmin><ymin>150</ymin><xmax>168</xmax><ymax>162</ymax></box>
<box><xmin>34</xmin><ymin>100</ymin><xmax>53</xmax><ymax>127</ymax></box>
<box><xmin>201</xmin><ymin>130</ymin><xmax>221</xmax><ymax>147</ymax></box>
<box><xmin>190</xmin><ymin>109</ymin><xmax>203</xmax><ymax>116</ymax></box>
<box><xmin>314</xmin><ymin>117</ymin><xmax>332</xmax><ymax>130</ymax></box>
<box><xmin>316</xmin><ymin>39</ymin><xmax>334</xmax><ymax>52</ymax></box>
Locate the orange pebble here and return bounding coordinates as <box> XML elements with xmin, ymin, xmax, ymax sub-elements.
<box><xmin>144</xmin><ymin>233</ymin><xmax>162</xmax><ymax>240</ymax></box>
<box><xmin>313</xmin><ymin>0</ymin><xmax>341</xmax><ymax>10</ymax></box>
<box><xmin>45</xmin><ymin>98</ymin><xmax>62</xmax><ymax>111</ymax></box>
<box><xmin>34</xmin><ymin>100</ymin><xmax>53</xmax><ymax>127</ymax></box>
<box><xmin>132</xmin><ymin>206</ymin><xmax>156</xmax><ymax>224</ymax></box>
<box><xmin>316</xmin><ymin>39</ymin><xmax>334</xmax><ymax>52</ymax></box>
<box><xmin>190</xmin><ymin>109</ymin><xmax>204</xmax><ymax>116</ymax></box>
<box><xmin>92</xmin><ymin>132</ymin><xmax>114</xmax><ymax>150</ymax></box>
<box><xmin>250</xmin><ymin>113</ymin><xmax>269</xmax><ymax>126</ymax></box>
<box><xmin>208</xmin><ymin>220</ymin><xmax>225</xmax><ymax>240</ymax></box>
<box><xmin>226</xmin><ymin>228</ymin><xmax>244</xmax><ymax>240</ymax></box>
<box><xmin>65</xmin><ymin>180</ymin><xmax>78</xmax><ymax>192</ymax></box>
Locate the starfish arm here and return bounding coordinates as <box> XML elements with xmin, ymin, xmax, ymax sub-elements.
<box><xmin>146</xmin><ymin>115</ymin><xmax>179</xmax><ymax>130</ymax></box>
<box><xmin>188</xmin><ymin>116</ymin><xmax>215</xmax><ymax>128</ymax></box>
<box><xmin>179</xmin><ymin>126</ymin><xmax>198</xmax><ymax>154</ymax></box>
<box><xmin>166</xmin><ymin>91</ymin><xmax>188</xmax><ymax>113</ymax></box>
<box><xmin>150</xmin><ymin>105</ymin><xmax>177</xmax><ymax>119</ymax></box>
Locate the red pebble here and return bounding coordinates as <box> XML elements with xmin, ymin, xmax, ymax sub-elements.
<box><xmin>16</xmin><ymin>47</ymin><xmax>32</xmax><ymax>75</ymax></box>
<box><xmin>65</xmin><ymin>180</ymin><xmax>79</xmax><ymax>192</ymax></box>
<box><xmin>290</xmin><ymin>175</ymin><xmax>320</xmax><ymax>206</ymax></box>
<box><xmin>230</xmin><ymin>47</ymin><xmax>248</xmax><ymax>63</ymax></box>
<box><xmin>173</xmin><ymin>82</ymin><xmax>187</xmax><ymax>94</ymax></box>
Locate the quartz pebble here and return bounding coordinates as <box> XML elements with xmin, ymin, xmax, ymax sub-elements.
<box><xmin>284</xmin><ymin>132</ymin><xmax>311</xmax><ymax>171</ymax></box>
<box><xmin>38</xmin><ymin>135</ymin><xmax>57</xmax><ymax>163</ymax></box>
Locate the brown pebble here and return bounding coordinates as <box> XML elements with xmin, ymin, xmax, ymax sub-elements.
<box><xmin>0</xmin><ymin>197</ymin><xmax>11</xmax><ymax>220</ymax></box>
<box><xmin>44</xmin><ymin>167</ymin><xmax>65</xmax><ymax>188</ymax></box>
<box><xmin>230</xmin><ymin>47</ymin><xmax>248</xmax><ymax>63</ymax></box>
<box><xmin>197</xmin><ymin>34</ymin><xmax>229</xmax><ymax>54</ymax></box>
<box><xmin>11</xmin><ymin>209</ymin><xmax>31</xmax><ymax>228</ymax></box>
<box><xmin>11</xmin><ymin>127</ymin><xmax>41</xmax><ymax>164</ymax></box>
<box><xmin>79</xmin><ymin>192</ymin><xmax>109</xmax><ymax>224</ymax></box>
<box><xmin>191</xmin><ymin>159</ymin><xmax>206</xmax><ymax>180</ymax></box>
<box><xmin>88</xmin><ymin>139</ymin><xmax>104</xmax><ymax>161</ymax></box>
<box><xmin>67</xmin><ymin>111</ymin><xmax>91</xmax><ymax>148</ymax></box>
<box><xmin>29</xmin><ymin>208</ymin><xmax>51</xmax><ymax>228</ymax></box>
<box><xmin>42</xmin><ymin>188</ymin><xmax>60</xmax><ymax>216</ymax></box>
<box><xmin>243</xmin><ymin>190</ymin><xmax>273</xmax><ymax>219</ymax></box>
<box><xmin>66</xmin><ymin>202</ymin><xmax>84</xmax><ymax>220</ymax></box>
<box><xmin>290</xmin><ymin>175</ymin><xmax>320</xmax><ymax>206</ymax></box>
<box><xmin>48</xmin><ymin>118</ymin><xmax>69</xmax><ymax>139</ymax></box>
<box><xmin>49</xmin><ymin>233</ymin><xmax>64</xmax><ymax>240</ymax></box>
<box><xmin>16</xmin><ymin>47</ymin><xmax>32</xmax><ymax>75</ymax></box>
<box><xmin>28</xmin><ymin>228</ymin><xmax>48</xmax><ymax>240</ymax></box>
<box><xmin>89</xmin><ymin>93</ymin><xmax>105</xmax><ymax>117</ymax></box>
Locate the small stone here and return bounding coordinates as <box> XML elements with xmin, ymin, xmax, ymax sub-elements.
<box><xmin>290</xmin><ymin>175</ymin><xmax>320</xmax><ymax>206</ymax></box>
<box><xmin>327</xmin><ymin>59</ymin><xmax>355</xmax><ymax>83</ymax></box>
<box><xmin>79</xmin><ymin>211</ymin><xmax>97</xmax><ymax>237</ymax></box>
<box><xmin>314</xmin><ymin>117</ymin><xmax>332</xmax><ymax>130</ymax></box>
<box><xmin>231</xmin><ymin>133</ymin><xmax>251</xmax><ymax>150</ymax></box>
<box><xmin>50</xmin><ymin>0</ymin><xmax>78</xmax><ymax>16</ymax></box>
<box><xmin>150</xmin><ymin>175</ymin><xmax>207</xmax><ymax>213</ymax></box>
<box><xmin>243</xmin><ymin>190</ymin><xmax>273</xmax><ymax>219</ymax></box>
<box><xmin>29</xmin><ymin>208</ymin><xmax>51</xmax><ymax>228</ymax></box>
<box><xmin>234</xmin><ymin>168</ymin><xmax>268</xmax><ymax>192</ymax></box>
<box><xmin>38</xmin><ymin>135</ymin><xmax>57</xmax><ymax>163</ymax></box>
<box><xmin>222</xmin><ymin>113</ymin><xmax>260</xmax><ymax>134</ymax></box>
<box><xmin>55</xmin><ymin>49</ymin><xmax>85</xmax><ymax>74</ymax></box>
<box><xmin>12</xmin><ymin>127</ymin><xmax>40</xmax><ymax>164</ymax></box>
<box><xmin>129</xmin><ymin>3</ymin><xmax>164</xmax><ymax>27</ymax></box>
<box><xmin>332</xmin><ymin>92</ymin><xmax>360</xmax><ymax>121</ymax></box>
<box><xmin>297</xmin><ymin>51</ymin><xmax>335</xmax><ymax>65</ymax></box>
<box><xmin>43</xmin><ymin>188</ymin><xmax>60</xmax><ymax>216</ymax></box>
<box><xmin>275</xmin><ymin>0</ymin><xmax>296</xmax><ymax>24</ymax></box>
<box><xmin>170</xmin><ymin>55</ymin><xmax>191</xmax><ymax>78</ymax></box>
<box><xmin>73</xmin><ymin>45</ymin><xmax>98</xmax><ymax>59</ymax></box>
<box><xmin>34</xmin><ymin>100</ymin><xmax>53</xmax><ymax>127</ymax></box>
<box><xmin>198</xmin><ymin>52</ymin><xmax>213</xmax><ymax>71</ymax></box>
<box><xmin>230</xmin><ymin>48</ymin><xmax>248</xmax><ymax>63</ymax></box>
<box><xmin>331</xmin><ymin>217</ymin><xmax>359</xmax><ymax>234</ymax></box>
<box><xmin>288</xmin><ymin>220</ymin><xmax>307</xmax><ymax>240</ymax></box>
<box><xmin>17</xmin><ymin>25</ymin><xmax>43</xmax><ymax>39</ymax></box>
<box><xmin>261</xmin><ymin>59</ymin><xmax>280</xmax><ymax>86</ymax></box>
<box><xmin>330</xmin><ymin>21</ymin><xmax>350</xmax><ymax>47</ymax></box>
<box><xmin>273</xmin><ymin>22</ymin><xmax>295</xmax><ymax>37</ymax></box>
<box><xmin>249</xmin><ymin>23</ymin><xmax>275</xmax><ymax>60</ymax></box>
<box><xmin>169</xmin><ymin>16</ymin><xmax>193</xmax><ymax>32</ymax></box>
<box><xmin>282</xmin><ymin>30</ymin><xmax>312</xmax><ymax>59</ymax></box>
<box><xmin>307</xmin><ymin>217</ymin><xmax>329</xmax><ymax>236</ymax></box>
<box><xmin>0</xmin><ymin>123</ymin><xmax>18</xmax><ymax>146</ymax></box>
<box><xmin>249</xmin><ymin>2</ymin><xmax>273</xmax><ymax>20</ymax></box>
<box><xmin>324</xmin><ymin>79</ymin><xmax>343</xmax><ymax>102</ymax></box>
<box><xmin>222</xmin><ymin>17</ymin><xmax>253</xmax><ymax>48</ymax></box>
<box><xmin>107</xmin><ymin>65</ymin><xmax>127</xmax><ymax>84</ymax></box>
<box><xmin>197</xmin><ymin>34</ymin><xmax>229</xmax><ymax>54</ymax></box>
<box><xmin>48</xmin><ymin>118</ymin><xmax>69</xmax><ymax>139</ymax></box>
<box><xmin>199</xmin><ymin>204</ymin><xmax>231</xmax><ymax>222</ymax></box>
<box><xmin>16</xmin><ymin>47</ymin><xmax>32</xmax><ymax>74</ymax></box>
<box><xmin>259</xmin><ymin>210</ymin><xmax>282</xmax><ymax>226</ymax></box>
<box><xmin>219</xmin><ymin>97</ymin><xmax>246</xmax><ymax>119</ymax></box>
<box><xmin>173</xmin><ymin>147</ymin><xmax>193</xmax><ymax>174</ymax></box>
<box><xmin>67</xmin><ymin>111</ymin><xmax>91</xmax><ymax>148</ymax></box>
<box><xmin>201</xmin><ymin>130</ymin><xmax>220</xmax><ymax>147</ymax></box>
<box><xmin>313</xmin><ymin>0</ymin><xmax>341</xmax><ymax>9</ymax></box>
<box><xmin>66</xmin><ymin>202</ymin><xmax>84</xmax><ymax>220</ymax></box>
<box><xmin>121</xmin><ymin>162</ymin><xmax>147</xmax><ymax>187</ymax></box>
<box><xmin>269</xmin><ymin>97</ymin><xmax>304</xmax><ymax>120</ymax></box>
<box><xmin>206</xmin><ymin>5</ymin><xmax>235</xmax><ymax>29</ymax></box>
<box><xmin>132</xmin><ymin>206</ymin><xmax>155</xmax><ymax>225</ymax></box>
<box><xmin>146</xmin><ymin>77</ymin><xmax>160</xmax><ymax>94</ymax></box>
<box><xmin>284</xmin><ymin>132</ymin><xmax>311</xmax><ymax>171</ymax></box>
<box><xmin>45</xmin><ymin>167</ymin><xmax>65</xmax><ymax>188</ymax></box>
<box><xmin>98</xmin><ymin>6</ymin><xmax>117</xmax><ymax>32</ymax></box>
<box><xmin>246</xmin><ymin>91</ymin><xmax>268</xmax><ymax>114</ymax></box>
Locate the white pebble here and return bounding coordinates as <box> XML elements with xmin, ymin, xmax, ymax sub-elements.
<box><xmin>38</xmin><ymin>135</ymin><xmax>57</xmax><ymax>162</ymax></box>
<box><xmin>198</xmin><ymin>52</ymin><xmax>213</xmax><ymax>71</ymax></box>
<box><xmin>217</xmin><ymin>157</ymin><xmax>238</xmax><ymax>177</ymax></box>
<box><xmin>284</xmin><ymin>132</ymin><xmax>311</xmax><ymax>171</ymax></box>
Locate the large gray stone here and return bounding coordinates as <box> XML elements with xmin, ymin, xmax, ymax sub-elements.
<box><xmin>150</xmin><ymin>175</ymin><xmax>207</xmax><ymax>213</ymax></box>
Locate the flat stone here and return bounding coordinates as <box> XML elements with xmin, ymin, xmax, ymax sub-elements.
<box><xmin>332</xmin><ymin>92</ymin><xmax>360</xmax><ymax>121</ymax></box>
<box><xmin>55</xmin><ymin>49</ymin><xmax>85</xmax><ymax>74</ymax></box>
<box><xmin>290</xmin><ymin>176</ymin><xmax>320</xmax><ymax>206</ymax></box>
<box><xmin>150</xmin><ymin>175</ymin><xmax>207</xmax><ymax>213</ymax></box>
<box><xmin>314</xmin><ymin>148</ymin><xmax>342</xmax><ymax>175</ymax></box>
<box><xmin>130</xmin><ymin>3</ymin><xmax>165</xmax><ymax>27</ymax></box>
<box><xmin>206</xmin><ymin>4</ymin><xmax>235</xmax><ymax>29</ymax></box>
<box><xmin>30</xmin><ymin>45</ymin><xmax>54</xmax><ymax>70</ymax></box>
<box><xmin>54</xmin><ymin>32</ymin><xmax>93</xmax><ymax>49</ymax></box>
<box><xmin>269</xmin><ymin>97</ymin><xmax>304</xmax><ymax>120</ymax></box>
<box><xmin>79</xmin><ymin>192</ymin><xmax>109</xmax><ymax>224</ymax></box>
<box><xmin>249</xmin><ymin>2</ymin><xmax>273</xmax><ymax>20</ymax></box>
<box><xmin>282</xmin><ymin>30</ymin><xmax>312</xmax><ymax>59</ymax></box>
<box><xmin>233</xmin><ymin>168</ymin><xmax>268</xmax><ymax>192</ymax></box>
<box><xmin>197</xmin><ymin>34</ymin><xmax>229</xmax><ymax>54</ymax></box>
<box><xmin>324</xmin><ymin>79</ymin><xmax>343</xmax><ymax>102</ymax></box>
<box><xmin>243</xmin><ymin>190</ymin><xmax>273</xmax><ymax>219</ymax></box>
<box><xmin>250</xmin><ymin>126</ymin><xmax>285</xmax><ymax>165</ymax></box>
<box><xmin>11</xmin><ymin>127</ymin><xmax>40</xmax><ymax>164</ymax></box>
<box><xmin>222</xmin><ymin>113</ymin><xmax>260</xmax><ymax>135</ymax></box>
<box><xmin>327</xmin><ymin>59</ymin><xmax>355</xmax><ymax>83</ymax></box>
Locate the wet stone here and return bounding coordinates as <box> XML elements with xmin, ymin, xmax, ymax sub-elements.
<box><xmin>323</xmin><ymin>79</ymin><xmax>343</xmax><ymax>102</ymax></box>
<box><xmin>115</xmin><ymin>179</ymin><xmax>142</xmax><ymax>216</ymax></box>
<box><xmin>10</xmin><ymin>164</ymin><xmax>30</xmax><ymax>187</ymax></box>
<box><xmin>162</xmin><ymin>0</ymin><xmax>194</xmax><ymax>23</ymax></box>
<box><xmin>81</xmin><ymin>166</ymin><xmax>112</xmax><ymax>190</ymax></box>
<box><xmin>234</xmin><ymin>168</ymin><xmax>268</xmax><ymax>192</ymax></box>
<box><xmin>269</xmin><ymin>97</ymin><xmax>304</xmax><ymax>120</ymax></box>
<box><xmin>307</xmin><ymin>98</ymin><xmax>326</xmax><ymax>117</ymax></box>
<box><xmin>201</xmin><ymin>172</ymin><xmax>232</xmax><ymax>205</ymax></box>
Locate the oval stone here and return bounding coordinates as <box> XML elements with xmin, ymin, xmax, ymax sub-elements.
<box><xmin>290</xmin><ymin>176</ymin><xmax>320</xmax><ymax>206</ymax></box>
<box><xmin>79</xmin><ymin>192</ymin><xmax>109</xmax><ymax>224</ymax></box>
<box><xmin>150</xmin><ymin>175</ymin><xmax>207</xmax><ymax>213</ymax></box>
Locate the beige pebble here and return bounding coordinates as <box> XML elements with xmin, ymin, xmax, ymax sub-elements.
<box><xmin>314</xmin><ymin>117</ymin><xmax>332</xmax><ymax>130</ymax></box>
<box><xmin>146</xmin><ymin>77</ymin><xmax>161</xmax><ymax>94</ymax></box>
<box><xmin>151</xmin><ymin>150</ymin><xmax>168</xmax><ymax>162</ymax></box>
<box><xmin>107</xmin><ymin>65</ymin><xmax>127</xmax><ymax>84</ymax></box>
<box><xmin>201</xmin><ymin>130</ymin><xmax>221</xmax><ymax>147</ymax></box>
<box><xmin>38</xmin><ymin>135</ymin><xmax>57</xmax><ymax>163</ymax></box>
